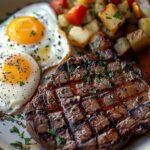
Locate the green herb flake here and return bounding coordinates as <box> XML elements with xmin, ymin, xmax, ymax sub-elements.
<box><xmin>10</xmin><ymin>141</ymin><xmax>30</xmax><ymax>150</ymax></box>
<box><xmin>56</xmin><ymin>136</ymin><xmax>66</xmax><ymax>146</ymax></box>
<box><xmin>44</xmin><ymin>75</ymin><xmax>51</xmax><ymax>81</ymax></box>
<box><xmin>99</xmin><ymin>59</ymin><xmax>107</xmax><ymax>67</ymax></box>
<box><xmin>49</xmin><ymin>129</ymin><xmax>55</xmax><ymax>136</ymax></box>
<box><xmin>95</xmin><ymin>74</ymin><xmax>100</xmax><ymax>84</ymax></box>
<box><xmin>106</xmin><ymin>16</ymin><xmax>112</xmax><ymax>19</ymax></box>
<box><xmin>17</xmin><ymin>113</ymin><xmax>25</xmax><ymax>120</ymax></box>
<box><xmin>24</xmin><ymin>138</ymin><xmax>31</xmax><ymax>145</ymax></box>
<box><xmin>1</xmin><ymin>115</ymin><xmax>15</xmax><ymax>122</ymax></box>
<box><xmin>19</xmin><ymin>81</ymin><xmax>25</xmax><ymax>86</ymax></box>
<box><xmin>10</xmin><ymin>141</ymin><xmax>24</xmax><ymax>149</ymax></box>
<box><xmin>19</xmin><ymin>131</ymin><xmax>25</xmax><ymax>139</ymax></box>
<box><xmin>22</xmin><ymin>124</ymin><xmax>26</xmax><ymax>129</ymax></box>
<box><xmin>30</xmin><ymin>30</ymin><xmax>36</xmax><ymax>37</ymax></box>
<box><xmin>10</xmin><ymin>126</ymin><xmax>20</xmax><ymax>134</ymax></box>
<box><xmin>91</xmin><ymin>89</ymin><xmax>97</xmax><ymax>95</ymax></box>
<box><xmin>113</xmin><ymin>12</ymin><xmax>121</xmax><ymax>19</ymax></box>
<box><xmin>104</xmin><ymin>71</ymin><xmax>113</xmax><ymax>79</ymax></box>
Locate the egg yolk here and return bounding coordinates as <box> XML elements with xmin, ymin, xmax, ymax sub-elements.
<box><xmin>6</xmin><ymin>16</ymin><xmax>45</xmax><ymax>44</ymax></box>
<box><xmin>0</xmin><ymin>54</ymin><xmax>32</xmax><ymax>84</ymax></box>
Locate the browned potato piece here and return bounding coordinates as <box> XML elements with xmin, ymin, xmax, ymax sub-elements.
<box><xmin>94</xmin><ymin>0</ymin><xmax>106</xmax><ymax>14</ymax></box>
<box><xmin>58</xmin><ymin>14</ymin><xmax>69</xmax><ymax>28</ymax></box>
<box><xmin>114</xmin><ymin>37</ymin><xmax>131</xmax><ymax>56</ymax></box>
<box><xmin>139</xmin><ymin>18</ymin><xmax>150</xmax><ymax>36</ymax></box>
<box><xmin>127</xmin><ymin>29</ymin><xmax>150</xmax><ymax>51</ymax></box>
<box><xmin>84</xmin><ymin>20</ymin><xmax>100</xmax><ymax>34</ymax></box>
<box><xmin>69</xmin><ymin>26</ymin><xmax>93</xmax><ymax>48</ymax></box>
<box><xmin>99</xmin><ymin>3</ymin><xmax>125</xmax><ymax>33</ymax></box>
<box><xmin>118</xmin><ymin>0</ymin><xmax>132</xmax><ymax>19</ymax></box>
<box><xmin>89</xmin><ymin>32</ymin><xmax>112</xmax><ymax>52</ymax></box>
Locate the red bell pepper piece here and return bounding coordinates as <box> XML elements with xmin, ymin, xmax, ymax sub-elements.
<box><xmin>127</xmin><ymin>0</ymin><xmax>134</xmax><ymax>6</ymax></box>
<box><xmin>50</xmin><ymin>0</ymin><xmax>68</xmax><ymax>15</ymax></box>
<box><xmin>110</xmin><ymin>0</ymin><xmax>120</xmax><ymax>5</ymax></box>
<box><xmin>65</xmin><ymin>5</ymin><xmax>87</xmax><ymax>25</ymax></box>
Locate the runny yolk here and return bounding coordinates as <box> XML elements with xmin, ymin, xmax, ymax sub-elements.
<box><xmin>6</xmin><ymin>16</ymin><xmax>45</xmax><ymax>45</ymax></box>
<box><xmin>0</xmin><ymin>54</ymin><xmax>32</xmax><ymax>84</ymax></box>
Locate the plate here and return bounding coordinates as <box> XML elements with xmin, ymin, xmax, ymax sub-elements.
<box><xmin>0</xmin><ymin>0</ymin><xmax>150</xmax><ymax>150</ymax></box>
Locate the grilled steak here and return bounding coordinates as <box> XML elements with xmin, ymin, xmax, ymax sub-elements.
<box><xmin>25</xmin><ymin>49</ymin><xmax>150</xmax><ymax>150</ymax></box>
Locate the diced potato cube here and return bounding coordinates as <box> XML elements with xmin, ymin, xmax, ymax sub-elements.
<box><xmin>99</xmin><ymin>3</ymin><xmax>125</xmax><ymax>33</ymax></box>
<box><xmin>69</xmin><ymin>26</ymin><xmax>93</xmax><ymax>48</ymax></box>
<box><xmin>139</xmin><ymin>18</ymin><xmax>150</xmax><ymax>36</ymax></box>
<box><xmin>94</xmin><ymin>0</ymin><xmax>106</xmax><ymax>14</ymax></box>
<box><xmin>118</xmin><ymin>0</ymin><xmax>132</xmax><ymax>19</ymax></box>
<box><xmin>127</xmin><ymin>29</ymin><xmax>150</xmax><ymax>51</ymax></box>
<box><xmin>84</xmin><ymin>20</ymin><xmax>100</xmax><ymax>34</ymax></box>
<box><xmin>114</xmin><ymin>37</ymin><xmax>130</xmax><ymax>56</ymax></box>
<box><xmin>58</xmin><ymin>14</ymin><xmax>69</xmax><ymax>28</ymax></box>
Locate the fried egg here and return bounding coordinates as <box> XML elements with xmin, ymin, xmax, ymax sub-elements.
<box><xmin>0</xmin><ymin>50</ymin><xmax>40</xmax><ymax>114</ymax></box>
<box><xmin>0</xmin><ymin>3</ymin><xmax>70</xmax><ymax>71</ymax></box>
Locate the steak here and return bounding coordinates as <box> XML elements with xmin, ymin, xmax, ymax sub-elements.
<box><xmin>25</xmin><ymin>49</ymin><xmax>150</xmax><ymax>150</ymax></box>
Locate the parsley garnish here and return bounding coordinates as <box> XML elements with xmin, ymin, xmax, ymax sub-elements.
<box><xmin>10</xmin><ymin>126</ymin><xmax>20</xmax><ymax>134</ymax></box>
<box><xmin>20</xmin><ymin>81</ymin><xmax>25</xmax><ymax>86</ymax></box>
<box><xmin>20</xmin><ymin>131</ymin><xmax>25</xmax><ymax>139</ymax></box>
<box><xmin>1</xmin><ymin>114</ymin><xmax>26</xmax><ymax>129</ymax></box>
<box><xmin>10</xmin><ymin>126</ymin><xmax>25</xmax><ymax>139</ymax></box>
<box><xmin>1</xmin><ymin>115</ymin><xmax>15</xmax><ymax>122</ymax></box>
<box><xmin>104</xmin><ymin>71</ymin><xmax>113</xmax><ymax>79</ymax></box>
<box><xmin>106</xmin><ymin>16</ymin><xmax>112</xmax><ymax>19</ymax></box>
<box><xmin>10</xmin><ymin>141</ymin><xmax>30</xmax><ymax>150</ymax></box>
<box><xmin>95</xmin><ymin>74</ymin><xmax>100</xmax><ymax>84</ymax></box>
<box><xmin>56</xmin><ymin>136</ymin><xmax>66</xmax><ymax>146</ymax></box>
<box><xmin>24</xmin><ymin>138</ymin><xmax>31</xmax><ymax>145</ymax></box>
<box><xmin>17</xmin><ymin>114</ymin><xmax>25</xmax><ymax>120</ymax></box>
<box><xmin>30</xmin><ymin>30</ymin><xmax>36</xmax><ymax>37</ymax></box>
<box><xmin>10</xmin><ymin>141</ymin><xmax>24</xmax><ymax>149</ymax></box>
<box><xmin>44</xmin><ymin>75</ymin><xmax>51</xmax><ymax>81</ymax></box>
<box><xmin>91</xmin><ymin>89</ymin><xmax>97</xmax><ymax>95</ymax></box>
<box><xmin>99</xmin><ymin>59</ymin><xmax>107</xmax><ymax>66</ymax></box>
<box><xmin>113</xmin><ymin>12</ymin><xmax>121</xmax><ymax>19</ymax></box>
<box><xmin>48</xmin><ymin>129</ymin><xmax>66</xmax><ymax>146</ymax></box>
<box><xmin>49</xmin><ymin>129</ymin><xmax>55</xmax><ymax>136</ymax></box>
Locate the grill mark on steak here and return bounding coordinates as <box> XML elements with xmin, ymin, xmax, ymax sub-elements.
<box><xmin>25</xmin><ymin>49</ymin><xmax>150</xmax><ymax>150</ymax></box>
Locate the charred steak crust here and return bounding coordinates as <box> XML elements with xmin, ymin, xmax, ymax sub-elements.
<box><xmin>25</xmin><ymin>49</ymin><xmax>150</xmax><ymax>150</ymax></box>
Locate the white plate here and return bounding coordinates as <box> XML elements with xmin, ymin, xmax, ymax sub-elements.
<box><xmin>0</xmin><ymin>0</ymin><xmax>150</xmax><ymax>150</ymax></box>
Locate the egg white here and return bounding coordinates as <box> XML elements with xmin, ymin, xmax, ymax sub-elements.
<box><xmin>0</xmin><ymin>50</ymin><xmax>40</xmax><ymax>114</ymax></box>
<box><xmin>0</xmin><ymin>2</ymin><xmax>70</xmax><ymax>71</ymax></box>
